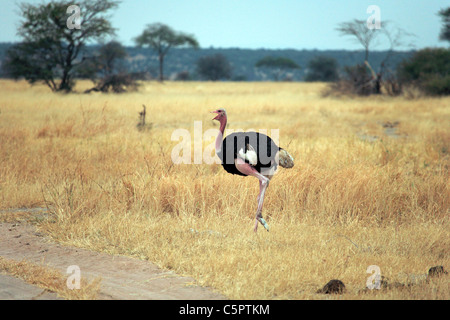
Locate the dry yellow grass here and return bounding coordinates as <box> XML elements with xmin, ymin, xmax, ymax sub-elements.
<box><xmin>0</xmin><ymin>79</ymin><xmax>448</xmax><ymax>299</ymax></box>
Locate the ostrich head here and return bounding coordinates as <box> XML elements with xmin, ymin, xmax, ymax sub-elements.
<box><xmin>210</xmin><ymin>108</ymin><xmax>227</xmax><ymax>121</ymax></box>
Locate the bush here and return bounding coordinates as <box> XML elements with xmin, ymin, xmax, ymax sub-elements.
<box><xmin>175</xmin><ymin>71</ymin><xmax>191</xmax><ymax>81</ymax></box>
<box><xmin>397</xmin><ymin>48</ymin><xmax>450</xmax><ymax>96</ymax></box>
<box><xmin>324</xmin><ymin>64</ymin><xmax>374</xmax><ymax>96</ymax></box>
<box><xmin>196</xmin><ymin>54</ymin><xmax>232</xmax><ymax>81</ymax></box>
<box><xmin>84</xmin><ymin>73</ymin><xmax>139</xmax><ymax>93</ymax></box>
<box><xmin>304</xmin><ymin>56</ymin><xmax>339</xmax><ymax>82</ymax></box>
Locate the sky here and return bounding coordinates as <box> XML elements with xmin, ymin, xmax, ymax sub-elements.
<box><xmin>0</xmin><ymin>0</ymin><xmax>448</xmax><ymax>50</ymax></box>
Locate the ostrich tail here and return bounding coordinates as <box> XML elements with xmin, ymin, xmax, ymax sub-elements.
<box><xmin>279</xmin><ymin>149</ymin><xmax>294</xmax><ymax>168</ymax></box>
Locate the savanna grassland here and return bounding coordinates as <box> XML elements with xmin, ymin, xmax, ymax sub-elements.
<box><xmin>0</xmin><ymin>79</ymin><xmax>449</xmax><ymax>299</ymax></box>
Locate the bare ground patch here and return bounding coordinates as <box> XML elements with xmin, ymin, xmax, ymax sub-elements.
<box><xmin>0</xmin><ymin>220</ymin><xmax>225</xmax><ymax>300</ymax></box>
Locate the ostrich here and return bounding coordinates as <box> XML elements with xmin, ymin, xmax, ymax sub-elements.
<box><xmin>211</xmin><ymin>108</ymin><xmax>294</xmax><ymax>232</ymax></box>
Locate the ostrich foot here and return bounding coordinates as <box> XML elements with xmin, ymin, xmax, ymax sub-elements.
<box><xmin>260</xmin><ymin>217</ymin><xmax>270</xmax><ymax>231</ymax></box>
<box><xmin>254</xmin><ymin>217</ymin><xmax>269</xmax><ymax>232</ymax></box>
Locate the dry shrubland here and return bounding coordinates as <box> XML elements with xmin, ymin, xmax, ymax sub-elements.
<box><xmin>0</xmin><ymin>80</ymin><xmax>448</xmax><ymax>299</ymax></box>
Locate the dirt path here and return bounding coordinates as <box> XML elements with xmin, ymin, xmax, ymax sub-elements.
<box><xmin>0</xmin><ymin>221</ymin><xmax>226</xmax><ymax>300</ymax></box>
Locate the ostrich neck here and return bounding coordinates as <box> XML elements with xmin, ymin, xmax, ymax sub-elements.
<box><xmin>215</xmin><ymin>116</ymin><xmax>227</xmax><ymax>152</ymax></box>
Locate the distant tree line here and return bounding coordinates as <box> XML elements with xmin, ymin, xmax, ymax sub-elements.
<box><xmin>0</xmin><ymin>43</ymin><xmax>413</xmax><ymax>83</ymax></box>
<box><xmin>1</xmin><ymin>0</ymin><xmax>448</xmax><ymax>96</ymax></box>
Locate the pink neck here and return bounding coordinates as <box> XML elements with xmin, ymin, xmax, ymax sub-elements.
<box><xmin>215</xmin><ymin>115</ymin><xmax>227</xmax><ymax>152</ymax></box>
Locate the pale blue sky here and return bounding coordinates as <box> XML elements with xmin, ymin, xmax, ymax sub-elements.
<box><xmin>0</xmin><ymin>0</ymin><xmax>448</xmax><ymax>50</ymax></box>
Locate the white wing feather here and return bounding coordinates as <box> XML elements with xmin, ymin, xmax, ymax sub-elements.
<box><xmin>238</xmin><ymin>144</ymin><xmax>258</xmax><ymax>166</ymax></box>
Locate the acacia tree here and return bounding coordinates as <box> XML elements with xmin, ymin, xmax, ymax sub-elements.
<box><xmin>335</xmin><ymin>19</ymin><xmax>414</xmax><ymax>95</ymax></box>
<box><xmin>78</xmin><ymin>41</ymin><xmax>138</xmax><ymax>93</ymax></box>
<box><xmin>3</xmin><ymin>0</ymin><xmax>119</xmax><ymax>92</ymax></box>
<box><xmin>96</xmin><ymin>40</ymin><xmax>128</xmax><ymax>77</ymax></box>
<box><xmin>336</xmin><ymin>19</ymin><xmax>379</xmax><ymax>62</ymax></box>
<box><xmin>78</xmin><ymin>41</ymin><xmax>127</xmax><ymax>79</ymax></box>
<box><xmin>134</xmin><ymin>23</ymin><xmax>199</xmax><ymax>82</ymax></box>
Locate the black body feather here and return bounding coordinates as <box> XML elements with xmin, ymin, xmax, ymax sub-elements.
<box><xmin>217</xmin><ymin>132</ymin><xmax>281</xmax><ymax>176</ymax></box>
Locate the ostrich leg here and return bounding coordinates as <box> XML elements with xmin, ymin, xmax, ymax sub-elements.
<box><xmin>254</xmin><ymin>177</ymin><xmax>270</xmax><ymax>232</ymax></box>
<box><xmin>235</xmin><ymin>158</ymin><xmax>270</xmax><ymax>232</ymax></box>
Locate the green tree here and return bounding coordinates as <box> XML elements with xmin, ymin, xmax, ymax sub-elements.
<box><xmin>3</xmin><ymin>0</ymin><xmax>119</xmax><ymax>92</ymax></box>
<box><xmin>397</xmin><ymin>48</ymin><xmax>450</xmax><ymax>95</ymax></box>
<box><xmin>134</xmin><ymin>23</ymin><xmax>199</xmax><ymax>82</ymax></box>
<box><xmin>438</xmin><ymin>7</ymin><xmax>450</xmax><ymax>43</ymax></box>
<box><xmin>78</xmin><ymin>41</ymin><xmax>138</xmax><ymax>93</ymax></box>
<box><xmin>196</xmin><ymin>54</ymin><xmax>232</xmax><ymax>81</ymax></box>
<box><xmin>77</xmin><ymin>41</ymin><xmax>127</xmax><ymax>80</ymax></box>
<box><xmin>304</xmin><ymin>56</ymin><xmax>339</xmax><ymax>82</ymax></box>
<box><xmin>96</xmin><ymin>41</ymin><xmax>128</xmax><ymax>77</ymax></box>
<box><xmin>255</xmin><ymin>56</ymin><xmax>300</xmax><ymax>81</ymax></box>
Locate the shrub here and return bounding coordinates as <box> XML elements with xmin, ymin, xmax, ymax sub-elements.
<box><xmin>397</xmin><ymin>48</ymin><xmax>450</xmax><ymax>96</ymax></box>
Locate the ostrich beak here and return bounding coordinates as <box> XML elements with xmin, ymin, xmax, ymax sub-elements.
<box><xmin>210</xmin><ymin>110</ymin><xmax>220</xmax><ymax>121</ymax></box>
